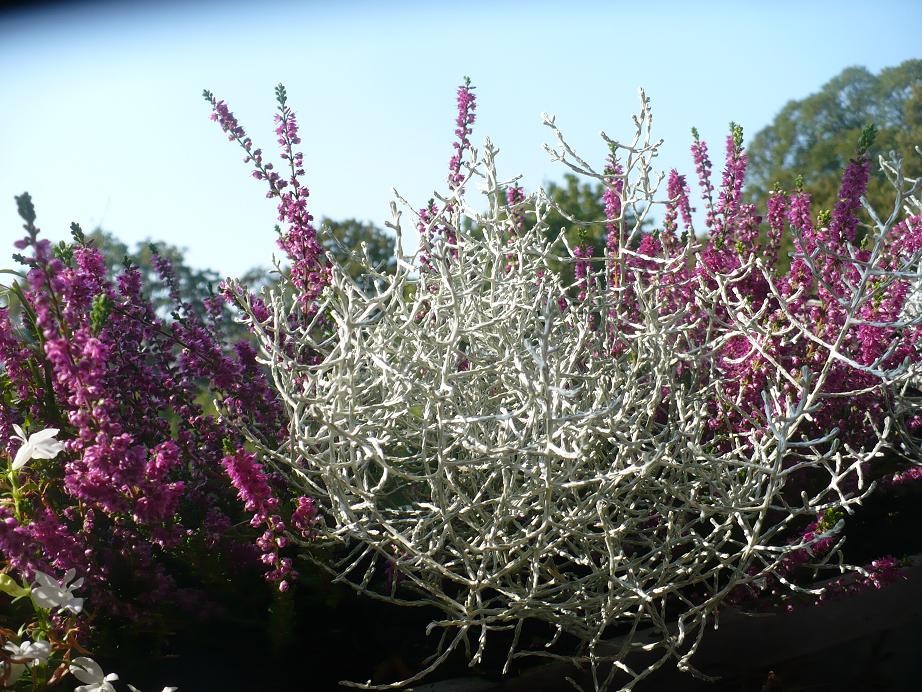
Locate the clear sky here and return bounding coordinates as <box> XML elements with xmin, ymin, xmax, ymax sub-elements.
<box><xmin>1</xmin><ymin>0</ymin><xmax>920</xmax><ymax>277</ymax></box>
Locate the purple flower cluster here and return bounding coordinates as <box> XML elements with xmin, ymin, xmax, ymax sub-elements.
<box><xmin>221</xmin><ymin>448</ymin><xmax>294</xmax><ymax>590</ymax></box>
<box><xmin>572</xmin><ymin>243</ymin><xmax>594</xmax><ymax>304</ymax></box>
<box><xmin>690</xmin><ymin>128</ymin><xmax>718</xmax><ymax>233</ymax></box>
<box><xmin>417</xmin><ymin>199</ymin><xmax>438</xmax><ymax>273</ymax></box>
<box><xmin>603</xmin><ymin>156</ymin><xmax>624</xmax><ymax>261</ymax></box>
<box><xmin>417</xmin><ymin>79</ymin><xmax>478</xmax><ymax>273</ymax></box>
<box><xmin>290</xmin><ymin>495</ymin><xmax>319</xmax><ymax>540</ymax></box>
<box><xmin>582</xmin><ymin>121</ymin><xmax>922</xmax><ymax>603</ymax></box>
<box><xmin>715</xmin><ymin>123</ymin><xmax>747</xmax><ymax>226</ymax></box>
<box><xmin>0</xmin><ymin>193</ymin><xmax>315</xmax><ymax>635</ymax></box>
<box><xmin>506</xmin><ymin>184</ymin><xmax>526</xmax><ymax>234</ymax></box>
<box><xmin>448</xmin><ymin>77</ymin><xmax>477</xmax><ymax>192</ymax></box>
<box><xmin>205</xmin><ymin>86</ymin><xmax>330</xmax><ymax>308</ymax></box>
<box><xmin>663</xmin><ymin>169</ymin><xmax>693</xmax><ymax>240</ymax></box>
<box><xmin>502</xmin><ymin>185</ymin><xmax>527</xmax><ymax>273</ymax></box>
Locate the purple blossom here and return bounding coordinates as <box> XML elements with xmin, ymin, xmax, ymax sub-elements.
<box><xmin>448</xmin><ymin>78</ymin><xmax>477</xmax><ymax>192</ymax></box>
<box><xmin>765</xmin><ymin>189</ymin><xmax>787</xmax><ymax>268</ymax></box>
<box><xmin>2</xmin><ymin>192</ymin><xmax>289</xmax><ymax>625</ymax></box>
<box><xmin>206</xmin><ymin>87</ymin><xmax>329</xmax><ymax>308</ymax></box>
<box><xmin>829</xmin><ymin>155</ymin><xmax>872</xmax><ymax>246</ymax></box>
<box><xmin>290</xmin><ymin>496</ymin><xmax>319</xmax><ymax>540</ymax></box>
<box><xmin>221</xmin><ymin>448</ymin><xmax>278</xmax><ymax>521</ymax></box>
<box><xmin>603</xmin><ymin>156</ymin><xmax>624</xmax><ymax>263</ymax></box>
<box><xmin>715</xmin><ymin>123</ymin><xmax>747</xmax><ymax>223</ymax></box>
<box><xmin>663</xmin><ymin>169</ymin><xmax>693</xmax><ymax>240</ymax></box>
<box><xmin>690</xmin><ymin>129</ymin><xmax>717</xmax><ymax>233</ymax></box>
<box><xmin>506</xmin><ymin>185</ymin><xmax>526</xmax><ymax>233</ymax></box>
<box><xmin>572</xmin><ymin>243</ymin><xmax>594</xmax><ymax>303</ymax></box>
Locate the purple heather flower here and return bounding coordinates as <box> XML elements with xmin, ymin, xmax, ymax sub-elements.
<box><xmin>690</xmin><ymin>130</ymin><xmax>717</xmax><ymax>233</ymax></box>
<box><xmin>291</xmin><ymin>495</ymin><xmax>319</xmax><ymax>540</ymax></box>
<box><xmin>221</xmin><ymin>448</ymin><xmax>277</xmax><ymax>520</ymax></box>
<box><xmin>765</xmin><ymin>189</ymin><xmax>787</xmax><ymax>268</ymax></box>
<box><xmin>506</xmin><ymin>185</ymin><xmax>526</xmax><ymax>233</ymax></box>
<box><xmin>207</xmin><ymin>88</ymin><xmax>329</xmax><ymax>307</ymax></box>
<box><xmin>664</xmin><ymin>169</ymin><xmax>693</xmax><ymax>239</ymax></box>
<box><xmin>715</xmin><ymin>124</ymin><xmax>747</xmax><ymax>222</ymax></box>
<box><xmin>572</xmin><ymin>243</ymin><xmax>594</xmax><ymax>303</ymax></box>
<box><xmin>448</xmin><ymin>78</ymin><xmax>477</xmax><ymax>192</ymax></box>
<box><xmin>829</xmin><ymin>155</ymin><xmax>871</xmax><ymax>246</ymax></box>
<box><xmin>603</xmin><ymin>157</ymin><xmax>624</xmax><ymax>260</ymax></box>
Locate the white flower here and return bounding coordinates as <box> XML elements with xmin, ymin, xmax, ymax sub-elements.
<box><xmin>11</xmin><ymin>424</ymin><xmax>65</xmax><ymax>471</ymax></box>
<box><xmin>127</xmin><ymin>686</ymin><xmax>179</xmax><ymax>692</ymax></box>
<box><xmin>30</xmin><ymin>568</ymin><xmax>84</xmax><ymax>614</ymax></box>
<box><xmin>2</xmin><ymin>639</ymin><xmax>51</xmax><ymax>686</ymax></box>
<box><xmin>69</xmin><ymin>657</ymin><xmax>119</xmax><ymax>692</ymax></box>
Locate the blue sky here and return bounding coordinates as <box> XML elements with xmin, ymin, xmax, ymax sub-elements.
<box><xmin>1</xmin><ymin>0</ymin><xmax>920</xmax><ymax>277</ymax></box>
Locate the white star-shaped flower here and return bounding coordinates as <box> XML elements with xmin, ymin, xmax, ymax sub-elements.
<box><xmin>30</xmin><ymin>568</ymin><xmax>84</xmax><ymax>614</ymax></box>
<box><xmin>11</xmin><ymin>424</ymin><xmax>65</xmax><ymax>471</ymax></box>
<box><xmin>69</xmin><ymin>657</ymin><xmax>119</xmax><ymax>692</ymax></box>
<box><xmin>2</xmin><ymin>639</ymin><xmax>51</xmax><ymax>686</ymax></box>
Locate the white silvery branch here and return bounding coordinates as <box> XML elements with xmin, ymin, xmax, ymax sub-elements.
<box><xmin>226</xmin><ymin>94</ymin><xmax>922</xmax><ymax>691</ymax></box>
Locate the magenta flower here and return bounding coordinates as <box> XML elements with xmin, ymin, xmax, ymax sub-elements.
<box><xmin>205</xmin><ymin>86</ymin><xmax>330</xmax><ymax>307</ymax></box>
<box><xmin>690</xmin><ymin>128</ymin><xmax>717</xmax><ymax>233</ymax></box>
<box><xmin>448</xmin><ymin>77</ymin><xmax>477</xmax><ymax>192</ymax></box>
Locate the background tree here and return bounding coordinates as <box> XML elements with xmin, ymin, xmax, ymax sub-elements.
<box><xmin>746</xmin><ymin>60</ymin><xmax>922</xmax><ymax>220</ymax></box>
<box><xmin>87</xmin><ymin>217</ymin><xmax>397</xmax><ymax>310</ymax></box>
<box><xmin>318</xmin><ymin>218</ymin><xmax>397</xmax><ymax>289</ymax></box>
<box><xmin>521</xmin><ymin>173</ymin><xmax>647</xmax><ymax>285</ymax></box>
<box><xmin>87</xmin><ymin>228</ymin><xmax>226</xmax><ymax>315</ymax></box>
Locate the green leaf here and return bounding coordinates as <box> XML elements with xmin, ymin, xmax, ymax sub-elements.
<box><xmin>89</xmin><ymin>292</ymin><xmax>112</xmax><ymax>335</ymax></box>
<box><xmin>730</xmin><ymin>121</ymin><xmax>744</xmax><ymax>153</ymax></box>
<box><xmin>70</xmin><ymin>222</ymin><xmax>86</xmax><ymax>246</ymax></box>
<box><xmin>856</xmin><ymin>123</ymin><xmax>877</xmax><ymax>157</ymax></box>
<box><xmin>0</xmin><ymin>573</ymin><xmax>30</xmax><ymax>599</ymax></box>
<box><xmin>53</xmin><ymin>239</ymin><xmax>74</xmax><ymax>265</ymax></box>
<box><xmin>15</xmin><ymin>192</ymin><xmax>36</xmax><ymax>225</ymax></box>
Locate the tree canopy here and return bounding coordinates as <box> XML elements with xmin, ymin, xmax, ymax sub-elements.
<box><xmin>746</xmin><ymin>60</ymin><xmax>922</xmax><ymax>218</ymax></box>
<box><xmin>318</xmin><ymin>218</ymin><xmax>397</xmax><ymax>289</ymax></box>
<box><xmin>87</xmin><ymin>228</ymin><xmax>227</xmax><ymax>318</ymax></box>
<box><xmin>86</xmin><ymin>217</ymin><xmax>397</xmax><ymax>321</ymax></box>
<box><xmin>522</xmin><ymin>173</ymin><xmax>646</xmax><ymax>285</ymax></box>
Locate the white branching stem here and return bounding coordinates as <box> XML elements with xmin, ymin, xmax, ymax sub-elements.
<box><xmin>226</xmin><ymin>95</ymin><xmax>922</xmax><ymax>692</ymax></box>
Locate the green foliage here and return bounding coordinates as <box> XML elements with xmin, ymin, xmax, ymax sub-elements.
<box><xmin>541</xmin><ymin>173</ymin><xmax>609</xmax><ymax>248</ymax></box>
<box><xmin>319</xmin><ymin>217</ymin><xmax>397</xmax><ymax>289</ymax></box>
<box><xmin>87</xmin><ymin>220</ymin><xmax>396</xmax><ymax>335</ymax></box>
<box><xmin>730</xmin><ymin>121</ymin><xmax>744</xmax><ymax>153</ymax></box>
<box><xmin>0</xmin><ymin>573</ymin><xmax>29</xmax><ymax>600</ymax></box>
<box><xmin>275</xmin><ymin>82</ymin><xmax>288</xmax><ymax>107</ymax></box>
<box><xmin>89</xmin><ymin>292</ymin><xmax>111</xmax><ymax>335</ymax></box>
<box><xmin>746</xmin><ymin>60</ymin><xmax>922</xmax><ymax>222</ymax></box>
<box><xmin>15</xmin><ymin>192</ymin><xmax>36</xmax><ymax>226</ymax></box>
<box><xmin>87</xmin><ymin>230</ymin><xmax>218</xmax><ymax>313</ymax></box>
<box><xmin>525</xmin><ymin>174</ymin><xmax>645</xmax><ymax>284</ymax></box>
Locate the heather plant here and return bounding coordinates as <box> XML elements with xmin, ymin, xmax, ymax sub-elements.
<box><xmin>211</xmin><ymin>80</ymin><xmax>922</xmax><ymax>691</ymax></box>
<box><xmin>0</xmin><ymin>192</ymin><xmax>321</xmax><ymax>654</ymax></box>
